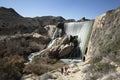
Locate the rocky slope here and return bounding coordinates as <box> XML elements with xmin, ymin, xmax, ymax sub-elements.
<box><xmin>85</xmin><ymin>6</ymin><xmax>120</xmax><ymax>80</ymax></box>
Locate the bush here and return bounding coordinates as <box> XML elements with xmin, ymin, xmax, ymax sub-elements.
<box><xmin>0</xmin><ymin>55</ymin><xmax>25</xmax><ymax>80</ymax></box>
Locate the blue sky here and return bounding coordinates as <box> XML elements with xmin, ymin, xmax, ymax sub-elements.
<box><xmin>0</xmin><ymin>0</ymin><xmax>120</xmax><ymax>20</ymax></box>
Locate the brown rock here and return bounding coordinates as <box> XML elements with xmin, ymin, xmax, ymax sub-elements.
<box><xmin>59</xmin><ymin>43</ymin><xmax>74</xmax><ymax>58</ymax></box>
<box><xmin>61</xmin><ymin>34</ymin><xmax>72</xmax><ymax>44</ymax></box>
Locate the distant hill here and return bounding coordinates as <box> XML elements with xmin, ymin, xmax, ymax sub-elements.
<box><xmin>34</xmin><ymin>16</ymin><xmax>65</xmax><ymax>26</ymax></box>
<box><xmin>0</xmin><ymin>7</ymin><xmax>66</xmax><ymax>35</ymax></box>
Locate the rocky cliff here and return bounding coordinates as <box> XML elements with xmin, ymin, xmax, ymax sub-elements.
<box><xmin>85</xmin><ymin>6</ymin><xmax>120</xmax><ymax>80</ymax></box>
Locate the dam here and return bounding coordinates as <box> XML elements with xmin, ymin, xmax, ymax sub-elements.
<box><xmin>61</xmin><ymin>21</ymin><xmax>94</xmax><ymax>64</ymax></box>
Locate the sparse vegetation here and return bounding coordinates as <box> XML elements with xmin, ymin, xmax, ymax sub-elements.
<box><xmin>0</xmin><ymin>34</ymin><xmax>50</xmax><ymax>80</ymax></box>
<box><xmin>24</xmin><ymin>58</ymin><xmax>66</xmax><ymax>75</ymax></box>
<box><xmin>91</xmin><ymin>63</ymin><xmax>115</xmax><ymax>73</ymax></box>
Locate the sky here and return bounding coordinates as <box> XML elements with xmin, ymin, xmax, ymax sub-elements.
<box><xmin>0</xmin><ymin>0</ymin><xmax>120</xmax><ymax>20</ymax></box>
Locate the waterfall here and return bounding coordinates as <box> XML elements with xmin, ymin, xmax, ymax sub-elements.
<box><xmin>64</xmin><ymin>21</ymin><xmax>94</xmax><ymax>59</ymax></box>
<box><xmin>51</xmin><ymin>28</ymin><xmax>59</xmax><ymax>40</ymax></box>
<box><xmin>26</xmin><ymin>21</ymin><xmax>94</xmax><ymax>64</ymax></box>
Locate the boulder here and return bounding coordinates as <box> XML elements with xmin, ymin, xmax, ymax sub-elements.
<box><xmin>49</xmin><ymin>45</ymin><xmax>60</xmax><ymax>58</ymax></box>
<box><xmin>58</xmin><ymin>43</ymin><xmax>74</xmax><ymax>58</ymax></box>
<box><xmin>61</xmin><ymin>34</ymin><xmax>72</xmax><ymax>44</ymax></box>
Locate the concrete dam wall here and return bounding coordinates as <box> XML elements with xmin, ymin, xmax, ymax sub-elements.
<box><xmin>64</xmin><ymin>21</ymin><xmax>94</xmax><ymax>59</ymax></box>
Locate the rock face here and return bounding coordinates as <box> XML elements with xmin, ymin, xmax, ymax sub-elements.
<box><xmin>84</xmin><ymin>7</ymin><xmax>120</xmax><ymax>79</ymax></box>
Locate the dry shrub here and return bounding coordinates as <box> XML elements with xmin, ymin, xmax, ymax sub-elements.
<box><xmin>0</xmin><ymin>55</ymin><xmax>25</xmax><ymax>80</ymax></box>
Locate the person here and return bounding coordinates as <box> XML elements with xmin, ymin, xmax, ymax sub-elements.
<box><xmin>61</xmin><ymin>67</ymin><xmax>63</xmax><ymax>74</ymax></box>
<box><xmin>64</xmin><ymin>66</ymin><xmax>68</xmax><ymax>75</ymax></box>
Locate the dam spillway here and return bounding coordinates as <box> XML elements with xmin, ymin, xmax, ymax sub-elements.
<box><xmin>61</xmin><ymin>21</ymin><xmax>94</xmax><ymax>63</ymax></box>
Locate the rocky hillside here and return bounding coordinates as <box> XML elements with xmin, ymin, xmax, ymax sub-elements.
<box><xmin>0</xmin><ymin>7</ymin><xmax>66</xmax><ymax>35</ymax></box>
<box><xmin>0</xmin><ymin>7</ymin><xmax>41</xmax><ymax>35</ymax></box>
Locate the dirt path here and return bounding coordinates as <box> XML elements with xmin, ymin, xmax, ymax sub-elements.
<box><xmin>50</xmin><ymin>62</ymin><xmax>90</xmax><ymax>80</ymax></box>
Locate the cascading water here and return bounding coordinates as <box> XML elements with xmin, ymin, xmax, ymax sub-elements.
<box><xmin>64</xmin><ymin>21</ymin><xmax>93</xmax><ymax>56</ymax></box>
<box><xmin>51</xmin><ymin>28</ymin><xmax>59</xmax><ymax>40</ymax></box>
<box><xmin>61</xmin><ymin>21</ymin><xmax>94</xmax><ymax>64</ymax></box>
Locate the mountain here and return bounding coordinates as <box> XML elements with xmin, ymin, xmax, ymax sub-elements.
<box><xmin>0</xmin><ymin>7</ymin><xmax>66</xmax><ymax>35</ymax></box>
<box><xmin>0</xmin><ymin>7</ymin><xmax>41</xmax><ymax>35</ymax></box>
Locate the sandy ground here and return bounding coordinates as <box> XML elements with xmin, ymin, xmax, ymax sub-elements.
<box><xmin>50</xmin><ymin>62</ymin><xmax>90</xmax><ymax>80</ymax></box>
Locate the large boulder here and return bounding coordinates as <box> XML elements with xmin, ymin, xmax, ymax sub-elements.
<box><xmin>58</xmin><ymin>43</ymin><xmax>74</xmax><ymax>58</ymax></box>
<box><xmin>48</xmin><ymin>43</ymin><xmax>74</xmax><ymax>58</ymax></box>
